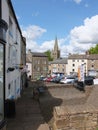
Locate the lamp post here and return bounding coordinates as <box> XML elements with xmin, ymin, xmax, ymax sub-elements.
<box><xmin>0</xmin><ymin>19</ymin><xmax>8</xmax><ymax>130</ymax></box>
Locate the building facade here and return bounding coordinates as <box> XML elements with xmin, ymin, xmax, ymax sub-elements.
<box><xmin>26</xmin><ymin>53</ymin><xmax>32</xmax><ymax>78</ymax></box>
<box><xmin>26</xmin><ymin>50</ymin><xmax>48</xmax><ymax>80</ymax></box>
<box><xmin>49</xmin><ymin>58</ymin><xmax>67</xmax><ymax>75</ymax></box>
<box><xmin>51</xmin><ymin>37</ymin><xmax>60</xmax><ymax>60</ymax></box>
<box><xmin>1</xmin><ymin>0</ymin><xmax>26</xmax><ymax>101</ymax></box>
<box><xmin>67</xmin><ymin>54</ymin><xmax>87</xmax><ymax>76</ymax></box>
<box><xmin>67</xmin><ymin>54</ymin><xmax>98</xmax><ymax>76</ymax></box>
<box><xmin>87</xmin><ymin>54</ymin><xmax>98</xmax><ymax>76</ymax></box>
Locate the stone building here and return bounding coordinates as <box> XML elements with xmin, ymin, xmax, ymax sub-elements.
<box><xmin>51</xmin><ymin>37</ymin><xmax>60</xmax><ymax>60</ymax></box>
<box><xmin>49</xmin><ymin>58</ymin><xmax>67</xmax><ymax>75</ymax></box>
<box><xmin>26</xmin><ymin>50</ymin><xmax>48</xmax><ymax>80</ymax></box>
<box><xmin>87</xmin><ymin>54</ymin><xmax>98</xmax><ymax>76</ymax></box>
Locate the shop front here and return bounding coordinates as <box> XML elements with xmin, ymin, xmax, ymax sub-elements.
<box><xmin>0</xmin><ymin>19</ymin><xmax>8</xmax><ymax>130</ymax></box>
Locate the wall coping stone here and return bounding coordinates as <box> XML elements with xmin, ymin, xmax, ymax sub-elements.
<box><xmin>54</xmin><ymin>104</ymin><xmax>98</xmax><ymax>117</ymax></box>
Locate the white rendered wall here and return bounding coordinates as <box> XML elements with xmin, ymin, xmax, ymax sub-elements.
<box><xmin>26</xmin><ymin>63</ymin><xmax>32</xmax><ymax>77</ymax></box>
<box><xmin>2</xmin><ymin>0</ymin><xmax>21</xmax><ymax>99</ymax></box>
<box><xmin>66</xmin><ymin>59</ymin><xmax>87</xmax><ymax>75</ymax></box>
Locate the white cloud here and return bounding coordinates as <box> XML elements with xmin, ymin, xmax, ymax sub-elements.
<box><xmin>22</xmin><ymin>25</ymin><xmax>47</xmax><ymax>51</ymax></box>
<box><xmin>22</xmin><ymin>25</ymin><xmax>46</xmax><ymax>40</ymax></box>
<box><xmin>70</xmin><ymin>15</ymin><xmax>98</xmax><ymax>44</ymax></box>
<box><xmin>64</xmin><ymin>0</ymin><xmax>82</xmax><ymax>4</ymax></box>
<box><xmin>73</xmin><ymin>0</ymin><xmax>82</xmax><ymax>4</ymax></box>
<box><xmin>22</xmin><ymin>15</ymin><xmax>98</xmax><ymax>57</ymax></box>
<box><xmin>61</xmin><ymin>15</ymin><xmax>98</xmax><ymax>56</ymax></box>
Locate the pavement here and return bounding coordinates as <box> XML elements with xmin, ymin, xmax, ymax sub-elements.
<box><xmin>6</xmin><ymin>80</ymin><xmax>96</xmax><ymax>130</ymax></box>
<box><xmin>6</xmin><ymin>81</ymin><xmax>50</xmax><ymax>130</ymax></box>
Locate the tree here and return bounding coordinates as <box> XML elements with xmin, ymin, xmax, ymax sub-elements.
<box><xmin>89</xmin><ymin>44</ymin><xmax>98</xmax><ymax>54</ymax></box>
<box><xmin>44</xmin><ymin>50</ymin><xmax>53</xmax><ymax>61</ymax></box>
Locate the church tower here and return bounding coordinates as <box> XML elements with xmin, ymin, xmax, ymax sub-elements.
<box><xmin>51</xmin><ymin>37</ymin><xmax>60</xmax><ymax>60</ymax></box>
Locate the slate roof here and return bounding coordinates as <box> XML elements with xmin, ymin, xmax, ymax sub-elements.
<box><xmin>49</xmin><ymin>58</ymin><xmax>67</xmax><ymax>64</ymax></box>
<box><xmin>32</xmin><ymin>52</ymin><xmax>47</xmax><ymax>57</ymax></box>
<box><xmin>26</xmin><ymin>52</ymin><xmax>47</xmax><ymax>63</ymax></box>
<box><xmin>68</xmin><ymin>54</ymin><xmax>87</xmax><ymax>59</ymax></box>
<box><xmin>68</xmin><ymin>54</ymin><xmax>98</xmax><ymax>60</ymax></box>
<box><xmin>87</xmin><ymin>54</ymin><xmax>98</xmax><ymax>60</ymax></box>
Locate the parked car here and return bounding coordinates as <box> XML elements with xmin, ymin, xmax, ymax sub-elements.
<box><xmin>60</xmin><ymin>76</ymin><xmax>77</xmax><ymax>84</ymax></box>
<box><xmin>52</xmin><ymin>75</ymin><xmax>65</xmax><ymax>83</ymax></box>
<box><xmin>84</xmin><ymin>76</ymin><xmax>94</xmax><ymax>85</ymax></box>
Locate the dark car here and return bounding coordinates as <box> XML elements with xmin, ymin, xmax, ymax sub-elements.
<box><xmin>52</xmin><ymin>75</ymin><xmax>64</xmax><ymax>83</ymax></box>
<box><xmin>84</xmin><ymin>76</ymin><xmax>94</xmax><ymax>85</ymax></box>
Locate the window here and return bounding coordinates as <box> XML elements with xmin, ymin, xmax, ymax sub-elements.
<box><xmin>38</xmin><ymin>60</ymin><xmax>40</xmax><ymax>64</ymax></box>
<box><xmin>92</xmin><ymin>65</ymin><xmax>94</xmax><ymax>68</ymax></box>
<box><xmin>44</xmin><ymin>60</ymin><xmax>47</xmax><ymax>64</ymax></box>
<box><xmin>43</xmin><ymin>67</ymin><xmax>47</xmax><ymax>71</ymax></box>
<box><xmin>92</xmin><ymin>60</ymin><xmax>94</xmax><ymax>63</ymax></box>
<box><xmin>37</xmin><ymin>67</ymin><xmax>40</xmax><ymax>71</ymax></box>
<box><xmin>62</xmin><ymin>68</ymin><xmax>64</xmax><ymax>71</ymax></box>
<box><xmin>9</xmin><ymin>17</ymin><xmax>13</xmax><ymax>37</ymax></box>
<box><xmin>72</xmin><ymin>59</ymin><xmax>75</xmax><ymax>62</ymax></box>
<box><xmin>73</xmin><ymin>64</ymin><xmax>75</xmax><ymax>67</ymax></box>
<box><xmin>34</xmin><ymin>60</ymin><xmax>37</xmax><ymax>65</ymax></box>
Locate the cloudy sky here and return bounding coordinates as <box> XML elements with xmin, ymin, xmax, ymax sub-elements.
<box><xmin>11</xmin><ymin>0</ymin><xmax>98</xmax><ymax>57</ymax></box>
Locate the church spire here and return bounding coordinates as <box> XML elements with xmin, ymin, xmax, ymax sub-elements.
<box><xmin>54</xmin><ymin>36</ymin><xmax>58</xmax><ymax>51</ymax></box>
<box><xmin>51</xmin><ymin>36</ymin><xmax>60</xmax><ymax>60</ymax></box>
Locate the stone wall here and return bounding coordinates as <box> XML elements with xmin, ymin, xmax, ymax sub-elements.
<box><xmin>53</xmin><ymin>105</ymin><xmax>98</xmax><ymax>130</ymax></box>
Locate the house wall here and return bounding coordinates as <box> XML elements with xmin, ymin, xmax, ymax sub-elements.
<box><xmin>49</xmin><ymin>63</ymin><xmax>67</xmax><ymax>75</ymax></box>
<box><xmin>32</xmin><ymin>56</ymin><xmax>48</xmax><ymax>79</ymax></box>
<box><xmin>26</xmin><ymin>63</ymin><xmax>32</xmax><ymax>78</ymax></box>
<box><xmin>87</xmin><ymin>59</ymin><xmax>98</xmax><ymax>76</ymax></box>
<box><xmin>87</xmin><ymin>59</ymin><xmax>98</xmax><ymax>71</ymax></box>
<box><xmin>66</xmin><ymin>59</ymin><xmax>87</xmax><ymax>75</ymax></box>
<box><xmin>2</xmin><ymin>0</ymin><xmax>21</xmax><ymax>99</ymax></box>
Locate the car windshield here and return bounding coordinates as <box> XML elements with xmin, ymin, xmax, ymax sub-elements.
<box><xmin>67</xmin><ymin>77</ymin><xmax>75</xmax><ymax>79</ymax></box>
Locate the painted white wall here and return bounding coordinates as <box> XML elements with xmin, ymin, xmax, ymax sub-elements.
<box><xmin>26</xmin><ymin>63</ymin><xmax>32</xmax><ymax>77</ymax></box>
<box><xmin>66</xmin><ymin>59</ymin><xmax>87</xmax><ymax>75</ymax></box>
<box><xmin>2</xmin><ymin>0</ymin><xmax>21</xmax><ymax>99</ymax></box>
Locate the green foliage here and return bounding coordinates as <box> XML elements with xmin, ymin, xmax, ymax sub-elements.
<box><xmin>89</xmin><ymin>44</ymin><xmax>98</xmax><ymax>54</ymax></box>
<box><xmin>44</xmin><ymin>50</ymin><xmax>53</xmax><ymax>61</ymax></box>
